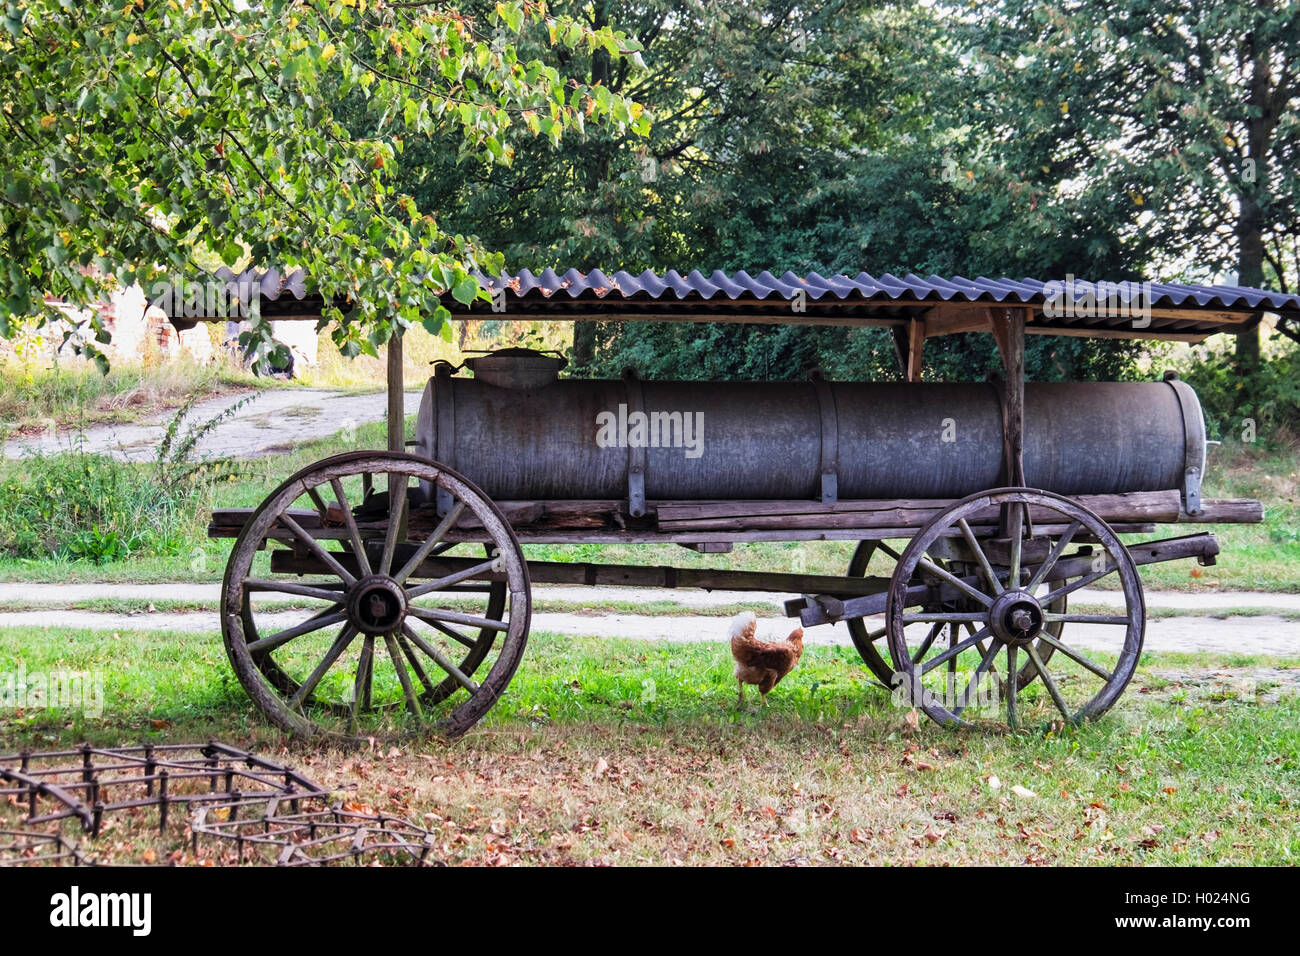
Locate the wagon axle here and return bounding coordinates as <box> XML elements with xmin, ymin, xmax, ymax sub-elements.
<box><xmin>347</xmin><ymin>576</ymin><xmax>408</xmax><ymax>636</ymax></box>
<box><xmin>989</xmin><ymin>591</ymin><xmax>1044</xmax><ymax>646</ymax></box>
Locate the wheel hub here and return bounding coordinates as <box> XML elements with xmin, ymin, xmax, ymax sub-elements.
<box><xmin>347</xmin><ymin>575</ymin><xmax>408</xmax><ymax>635</ymax></box>
<box><xmin>989</xmin><ymin>589</ymin><xmax>1043</xmax><ymax>646</ymax></box>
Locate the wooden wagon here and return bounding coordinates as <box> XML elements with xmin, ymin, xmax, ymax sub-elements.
<box><xmin>168</xmin><ymin>268</ymin><xmax>1295</xmax><ymax>738</ymax></box>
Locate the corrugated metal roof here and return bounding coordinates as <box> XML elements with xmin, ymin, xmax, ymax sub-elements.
<box><xmin>154</xmin><ymin>267</ymin><xmax>1300</xmax><ymax>341</ymax></box>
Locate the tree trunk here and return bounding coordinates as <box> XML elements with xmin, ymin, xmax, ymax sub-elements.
<box><xmin>1235</xmin><ymin>37</ymin><xmax>1273</xmax><ymax>373</ymax></box>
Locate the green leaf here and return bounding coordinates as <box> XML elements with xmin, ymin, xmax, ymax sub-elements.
<box><xmin>451</xmin><ymin>276</ymin><xmax>481</xmax><ymax>305</ymax></box>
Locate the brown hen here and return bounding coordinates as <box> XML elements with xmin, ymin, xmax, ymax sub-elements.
<box><xmin>729</xmin><ymin>611</ymin><xmax>804</xmax><ymax>707</ymax></box>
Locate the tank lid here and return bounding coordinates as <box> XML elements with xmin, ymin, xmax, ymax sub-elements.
<box><xmin>465</xmin><ymin>348</ymin><xmax>567</xmax><ymax>388</ymax></box>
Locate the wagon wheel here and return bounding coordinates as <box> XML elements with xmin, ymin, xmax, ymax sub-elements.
<box><xmin>239</xmin><ymin>543</ymin><xmax>506</xmax><ymax>709</ymax></box>
<box><xmin>845</xmin><ymin>540</ymin><xmax>1070</xmax><ymax>691</ymax></box>
<box><xmin>886</xmin><ymin>488</ymin><xmax>1144</xmax><ymax>729</ymax></box>
<box><xmin>222</xmin><ymin>451</ymin><xmax>531</xmax><ymax>740</ymax></box>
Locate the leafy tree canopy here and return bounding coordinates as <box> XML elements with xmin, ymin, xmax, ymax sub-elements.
<box><xmin>0</xmin><ymin>0</ymin><xmax>648</xmax><ymax>369</ymax></box>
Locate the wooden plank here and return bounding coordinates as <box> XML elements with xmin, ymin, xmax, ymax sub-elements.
<box><xmin>657</xmin><ymin>492</ymin><xmax>1262</xmax><ymax>529</ymax></box>
<box><xmin>269</xmin><ymin>550</ymin><xmax>893</xmax><ymax>597</ymax></box>
<box><xmin>922</xmin><ymin>303</ymin><xmax>995</xmax><ymax>337</ymax></box>
<box><xmin>1026</xmin><ymin>325</ymin><xmax>1209</xmax><ymax>343</ymax></box>
<box><xmin>209</xmin><ymin>493</ymin><xmax>1261</xmax><ymax>540</ymax></box>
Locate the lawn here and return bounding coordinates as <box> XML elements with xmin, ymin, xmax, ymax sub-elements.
<box><xmin>1</xmin><ymin>624</ymin><xmax>1295</xmax><ymax>865</ymax></box>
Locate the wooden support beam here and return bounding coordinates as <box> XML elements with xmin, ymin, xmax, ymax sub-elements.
<box><xmin>922</xmin><ymin>304</ymin><xmax>997</xmax><ymax>337</ymax></box>
<box><xmin>387</xmin><ymin>331</ymin><xmax>405</xmax><ymax>453</ymax></box>
<box><xmin>906</xmin><ymin>318</ymin><xmax>925</xmax><ymax>382</ymax></box>
<box><xmin>987</xmin><ymin>307</ymin><xmax>1026</xmax><ymax>487</ymax></box>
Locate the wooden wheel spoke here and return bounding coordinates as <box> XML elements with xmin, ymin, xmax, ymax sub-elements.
<box><xmin>406</xmin><ymin>557</ymin><xmax>500</xmax><ymax>600</ymax></box>
<box><xmin>920</xmin><ymin>627</ymin><xmax>990</xmax><ymax>675</ymax></box>
<box><xmin>379</xmin><ymin>472</ymin><xmax>409</xmax><ymax>577</ymax></box>
<box><xmin>245</xmin><ymin>579</ymin><xmax>345</xmax><ymax>602</ymax></box>
<box><xmin>1007</xmin><ymin>503</ymin><xmax>1024</xmax><ymax>588</ymax></box>
<box><xmin>304</xmin><ymin>485</ymin><xmax>331</xmax><ymax>523</ymax></box>
<box><xmin>1026</xmin><ymin>644</ymin><xmax>1073</xmax><ymax>722</ymax></box>
<box><xmin>1036</xmin><ymin>632</ymin><xmax>1114</xmax><ymax>681</ymax></box>
<box><xmin>876</xmin><ymin>542</ymin><xmax>903</xmax><ymax>562</ymax></box>
<box><xmin>395</xmin><ymin>502</ymin><xmax>473</xmax><ymax>586</ymax></box>
<box><xmin>409</xmin><ymin>605</ymin><xmax>508</xmax><ymax>632</ymax></box>
<box><xmin>329</xmin><ymin>478</ymin><xmax>372</xmax><ymax>577</ymax></box>
<box><xmin>917</xmin><ymin>556</ymin><xmax>993</xmax><ymax>607</ymax></box>
<box><xmin>1027</xmin><ymin>520</ymin><xmax>1082</xmax><ymax>592</ymax></box>
<box><xmin>1040</xmin><ymin>558</ymin><xmax>1117</xmax><ymax>604</ymax></box>
<box><xmin>415</xmin><ymin>615</ymin><xmax>481</xmax><ymax>650</ymax></box>
<box><xmin>402</xmin><ymin>624</ymin><xmax>480</xmax><ymax>693</ymax></box>
<box><xmin>383</xmin><ymin>632</ymin><xmax>423</xmax><ymax>718</ymax></box>
<box><xmin>288</xmin><ymin>624</ymin><xmax>358</xmax><ymax>709</ymax></box>
<box><xmin>911</xmin><ymin>621</ymin><xmax>944</xmax><ymax>664</ymax></box>
<box><xmin>901</xmin><ymin>611</ymin><xmax>989</xmax><ymax>624</ymax></box>
<box><xmin>953</xmin><ymin>640</ymin><xmax>1002</xmax><ymax>718</ymax></box>
<box><xmin>278</xmin><ymin>511</ymin><xmax>357</xmax><ymax>586</ymax></box>
<box><xmin>957</xmin><ymin>518</ymin><xmax>1004</xmax><ymax>595</ymax></box>
<box><xmin>1043</xmin><ymin>612</ymin><xmax>1131</xmax><ymax>625</ymax></box>
<box><xmin>1005</xmin><ymin>644</ymin><xmax>1019</xmax><ymax>728</ymax></box>
<box><xmin>246</xmin><ymin>609</ymin><xmax>347</xmax><ymax>654</ymax></box>
<box><xmin>396</xmin><ymin>633</ymin><xmax>440</xmax><ymax>698</ymax></box>
<box><xmin>351</xmin><ymin>636</ymin><xmax>375</xmax><ymax>717</ymax></box>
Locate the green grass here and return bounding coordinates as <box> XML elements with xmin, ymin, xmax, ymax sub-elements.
<box><xmin>1</xmin><ymin>624</ymin><xmax>1295</xmax><ymax>865</ymax></box>
<box><xmin>0</xmin><ymin>351</ymin><xmax>265</xmax><ymax>438</ymax></box>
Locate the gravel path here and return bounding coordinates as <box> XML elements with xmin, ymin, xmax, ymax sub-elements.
<box><xmin>1</xmin><ymin>582</ymin><xmax>1296</xmax><ymax>612</ymax></box>
<box><xmin>2</xmin><ymin>388</ymin><xmax>422</xmax><ymax>462</ymax></box>
<box><xmin>1</xmin><ymin>584</ymin><xmax>1295</xmax><ymax>656</ymax></box>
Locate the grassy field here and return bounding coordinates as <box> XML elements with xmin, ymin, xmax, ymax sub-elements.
<box><xmin>0</xmin><ymin>624</ymin><xmax>1295</xmax><ymax>865</ymax></box>
<box><xmin>0</xmin><ymin>351</ymin><xmax>266</xmax><ymax>439</ymax></box>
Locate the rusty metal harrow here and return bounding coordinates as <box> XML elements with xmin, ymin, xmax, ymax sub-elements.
<box><xmin>0</xmin><ymin>742</ymin><xmax>438</xmax><ymax>867</ymax></box>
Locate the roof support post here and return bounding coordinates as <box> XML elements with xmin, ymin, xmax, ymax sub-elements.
<box><xmin>907</xmin><ymin>318</ymin><xmax>925</xmax><ymax>382</ymax></box>
<box><xmin>387</xmin><ymin>329</ymin><xmax>405</xmax><ymax>454</ymax></box>
<box><xmin>988</xmin><ymin>305</ymin><xmax>1026</xmax><ymax>486</ymax></box>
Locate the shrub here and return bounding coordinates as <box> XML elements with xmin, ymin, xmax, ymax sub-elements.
<box><xmin>1180</xmin><ymin>340</ymin><xmax>1300</xmax><ymax>445</ymax></box>
<box><xmin>0</xmin><ymin>393</ymin><xmax>250</xmax><ymax>564</ymax></box>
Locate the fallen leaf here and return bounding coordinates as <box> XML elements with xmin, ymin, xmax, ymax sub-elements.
<box><xmin>904</xmin><ymin>709</ymin><xmax>920</xmax><ymax>731</ymax></box>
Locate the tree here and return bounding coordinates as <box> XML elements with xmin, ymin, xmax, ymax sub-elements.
<box><xmin>0</xmin><ymin>0</ymin><xmax>648</xmax><ymax>370</ymax></box>
<box><xmin>953</xmin><ymin>0</ymin><xmax>1300</xmax><ymax>362</ymax></box>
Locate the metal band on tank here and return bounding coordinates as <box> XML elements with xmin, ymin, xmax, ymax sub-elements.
<box><xmin>434</xmin><ymin>362</ymin><xmax>456</xmax><ymax>515</ymax></box>
<box><xmin>623</xmin><ymin>369</ymin><xmax>647</xmax><ymax>517</ymax></box>
<box><xmin>1163</xmin><ymin>371</ymin><xmax>1207</xmax><ymax>515</ymax></box>
<box><xmin>810</xmin><ymin>373</ymin><xmax>839</xmax><ymax>503</ymax></box>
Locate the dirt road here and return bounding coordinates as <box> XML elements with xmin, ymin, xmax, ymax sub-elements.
<box><xmin>2</xmin><ymin>388</ymin><xmax>422</xmax><ymax>461</ymax></box>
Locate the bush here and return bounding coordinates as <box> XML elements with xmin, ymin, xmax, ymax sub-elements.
<box><xmin>1179</xmin><ymin>340</ymin><xmax>1300</xmax><ymax>445</ymax></box>
<box><xmin>0</xmin><ymin>393</ymin><xmax>249</xmax><ymax>564</ymax></box>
